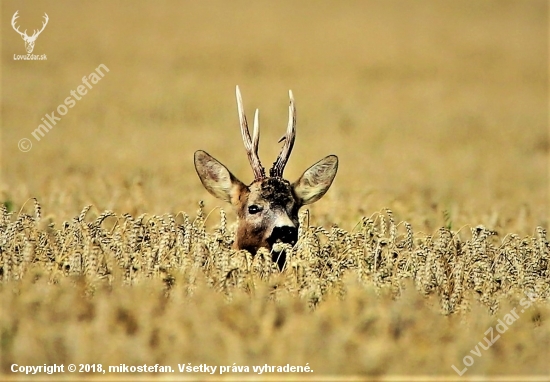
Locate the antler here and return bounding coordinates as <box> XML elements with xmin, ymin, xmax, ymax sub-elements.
<box><xmin>11</xmin><ymin>11</ymin><xmax>48</xmax><ymax>39</ymax></box>
<box><xmin>236</xmin><ymin>86</ymin><xmax>266</xmax><ymax>180</ymax></box>
<box><xmin>31</xmin><ymin>13</ymin><xmax>49</xmax><ymax>38</ymax></box>
<box><xmin>270</xmin><ymin>90</ymin><xmax>296</xmax><ymax>178</ymax></box>
<box><xmin>11</xmin><ymin>11</ymin><xmax>27</xmax><ymax>38</ymax></box>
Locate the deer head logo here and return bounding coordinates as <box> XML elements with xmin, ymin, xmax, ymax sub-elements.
<box><xmin>11</xmin><ymin>11</ymin><xmax>49</xmax><ymax>54</ymax></box>
<box><xmin>195</xmin><ymin>86</ymin><xmax>338</xmax><ymax>269</ymax></box>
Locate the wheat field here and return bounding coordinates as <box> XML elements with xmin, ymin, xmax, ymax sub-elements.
<box><xmin>1</xmin><ymin>0</ymin><xmax>549</xmax><ymax>379</ymax></box>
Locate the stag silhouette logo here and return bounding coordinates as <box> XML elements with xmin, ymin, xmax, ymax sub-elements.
<box><xmin>11</xmin><ymin>11</ymin><xmax>49</xmax><ymax>54</ymax></box>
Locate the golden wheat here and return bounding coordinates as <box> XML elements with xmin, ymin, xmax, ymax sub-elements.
<box><xmin>2</xmin><ymin>200</ymin><xmax>548</xmax><ymax>310</ymax></box>
<box><xmin>1</xmin><ymin>200</ymin><xmax>549</xmax><ymax>376</ymax></box>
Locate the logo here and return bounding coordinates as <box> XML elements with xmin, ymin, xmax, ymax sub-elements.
<box><xmin>11</xmin><ymin>10</ymin><xmax>48</xmax><ymax>59</ymax></box>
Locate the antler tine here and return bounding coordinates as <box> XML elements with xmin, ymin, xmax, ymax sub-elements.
<box><xmin>270</xmin><ymin>90</ymin><xmax>296</xmax><ymax>178</ymax></box>
<box><xmin>11</xmin><ymin>11</ymin><xmax>27</xmax><ymax>37</ymax></box>
<box><xmin>31</xmin><ymin>13</ymin><xmax>49</xmax><ymax>37</ymax></box>
<box><xmin>35</xmin><ymin>13</ymin><xmax>48</xmax><ymax>37</ymax></box>
<box><xmin>253</xmin><ymin>108</ymin><xmax>260</xmax><ymax>153</ymax></box>
<box><xmin>236</xmin><ymin>86</ymin><xmax>265</xmax><ymax>180</ymax></box>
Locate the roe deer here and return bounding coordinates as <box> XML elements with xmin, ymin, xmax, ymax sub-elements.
<box><xmin>194</xmin><ymin>86</ymin><xmax>338</xmax><ymax>269</ymax></box>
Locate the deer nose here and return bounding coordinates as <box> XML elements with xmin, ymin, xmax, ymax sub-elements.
<box><xmin>270</xmin><ymin>225</ymin><xmax>298</xmax><ymax>246</ymax></box>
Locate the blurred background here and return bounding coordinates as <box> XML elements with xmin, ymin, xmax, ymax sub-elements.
<box><xmin>1</xmin><ymin>0</ymin><xmax>548</xmax><ymax>234</ymax></box>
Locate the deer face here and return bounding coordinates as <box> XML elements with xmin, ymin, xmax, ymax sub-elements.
<box><xmin>194</xmin><ymin>87</ymin><xmax>338</xmax><ymax>269</ymax></box>
<box><xmin>22</xmin><ymin>37</ymin><xmax>37</xmax><ymax>54</ymax></box>
<box><xmin>238</xmin><ymin>177</ymin><xmax>299</xmax><ymax>253</ymax></box>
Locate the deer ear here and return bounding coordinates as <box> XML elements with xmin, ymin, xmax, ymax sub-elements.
<box><xmin>194</xmin><ymin>150</ymin><xmax>246</xmax><ymax>205</ymax></box>
<box><xmin>293</xmin><ymin>155</ymin><xmax>338</xmax><ymax>205</ymax></box>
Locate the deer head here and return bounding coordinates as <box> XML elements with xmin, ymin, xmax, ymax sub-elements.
<box><xmin>195</xmin><ymin>86</ymin><xmax>338</xmax><ymax>269</ymax></box>
<box><xmin>11</xmin><ymin>11</ymin><xmax>49</xmax><ymax>54</ymax></box>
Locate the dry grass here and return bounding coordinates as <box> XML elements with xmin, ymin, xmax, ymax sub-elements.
<box><xmin>1</xmin><ymin>0</ymin><xmax>549</xmax><ymax>378</ymax></box>
<box><xmin>1</xmin><ymin>201</ymin><xmax>549</xmax><ymax>376</ymax></box>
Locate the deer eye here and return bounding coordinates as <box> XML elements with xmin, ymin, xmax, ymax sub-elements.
<box><xmin>248</xmin><ymin>205</ymin><xmax>262</xmax><ymax>215</ymax></box>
